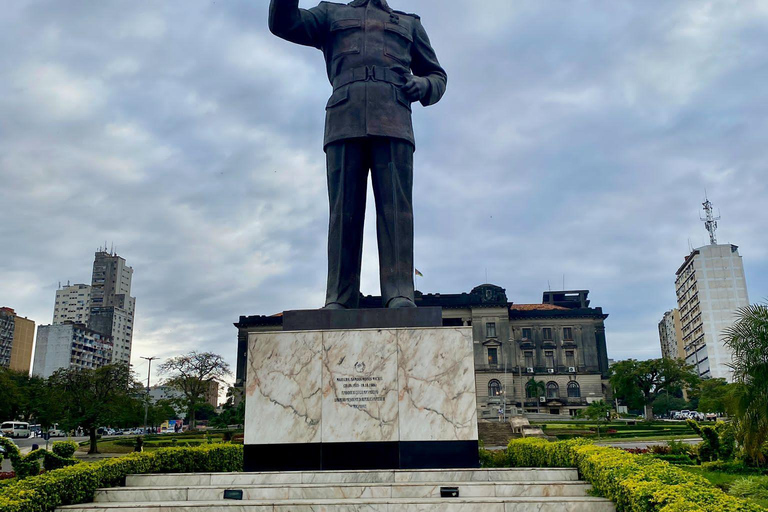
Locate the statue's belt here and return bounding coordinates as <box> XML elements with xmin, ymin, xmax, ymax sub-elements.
<box><xmin>333</xmin><ymin>66</ymin><xmax>407</xmax><ymax>90</ymax></box>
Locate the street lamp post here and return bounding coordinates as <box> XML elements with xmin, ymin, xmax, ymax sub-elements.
<box><xmin>140</xmin><ymin>356</ymin><xmax>158</xmax><ymax>435</ymax></box>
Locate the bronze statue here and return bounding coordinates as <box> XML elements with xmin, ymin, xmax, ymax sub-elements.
<box><xmin>269</xmin><ymin>0</ymin><xmax>447</xmax><ymax>309</ymax></box>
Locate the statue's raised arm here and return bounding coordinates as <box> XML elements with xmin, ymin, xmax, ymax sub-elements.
<box><xmin>268</xmin><ymin>0</ymin><xmax>328</xmax><ymax>48</ymax></box>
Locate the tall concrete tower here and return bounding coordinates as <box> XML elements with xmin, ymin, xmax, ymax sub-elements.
<box><xmin>87</xmin><ymin>250</ymin><xmax>136</xmax><ymax>365</ymax></box>
<box><xmin>674</xmin><ymin>199</ymin><xmax>748</xmax><ymax>381</ymax></box>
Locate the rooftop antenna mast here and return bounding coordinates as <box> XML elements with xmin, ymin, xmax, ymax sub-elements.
<box><xmin>700</xmin><ymin>194</ymin><xmax>721</xmax><ymax>245</ymax></box>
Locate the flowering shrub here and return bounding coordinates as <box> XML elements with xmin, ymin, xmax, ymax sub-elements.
<box><xmin>506</xmin><ymin>438</ymin><xmax>763</xmax><ymax>512</ymax></box>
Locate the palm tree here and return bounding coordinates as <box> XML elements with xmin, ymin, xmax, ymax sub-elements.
<box><xmin>723</xmin><ymin>303</ymin><xmax>768</xmax><ymax>464</ymax></box>
<box><xmin>526</xmin><ymin>378</ymin><xmax>546</xmax><ymax>414</ymax></box>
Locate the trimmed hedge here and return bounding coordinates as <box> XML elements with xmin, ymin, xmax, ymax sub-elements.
<box><xmin>498</xmin><ymin>438</ymin><xmax>764</xmax><ymax>512</ymax></box>
<box><xmin>0</xmin><ymin>443</ymin><xmax>243</xmax><ymax>512</ymax></box>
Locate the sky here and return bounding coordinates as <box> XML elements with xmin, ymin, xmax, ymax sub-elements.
<box><xmin>1</xmin><ymin>0</ymin><xmax>767</xmax><ymax>387</ymax></box>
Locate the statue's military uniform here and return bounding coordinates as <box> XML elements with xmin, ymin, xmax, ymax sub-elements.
<box><xmin>269</xmin><ymin>0</ymin><xmax>447</xmax><ymax>308</ymax></box>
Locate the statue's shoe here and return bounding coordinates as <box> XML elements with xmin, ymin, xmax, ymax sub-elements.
<box><xmin>387</xmin><ymin>297</ymin><xmax>417</xmax><ymax>309</ymax></box>
<box><xmin>322</xmin><ymin>302</ymin><xmax>347</xmax><ymax>310</ymax></box>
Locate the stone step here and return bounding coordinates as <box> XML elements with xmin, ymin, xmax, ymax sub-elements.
<box><xmin>60</xmin><ymin>496</ymin><xmax>616</xmax><ymax>512</ymax></box>
<box><xmin>126</xmin><ymin>468</ymin><xmax>580</xmax><ymax>487</ymax></box>
<box><xmin>96</xmin><ymin>481</ymin><xmax>592</xmax><ymax>502</ymax></box>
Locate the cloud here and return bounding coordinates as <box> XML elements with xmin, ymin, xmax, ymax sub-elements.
<box><xmin>1</xmin><ymin>0</ymin><xmax>767</xmax><ymax>383</ymax></box>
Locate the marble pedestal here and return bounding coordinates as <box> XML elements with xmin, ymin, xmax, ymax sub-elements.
<box><xmin>244</xmin><ymin>326</ymin><xmax>478</xmax><ymax>471</ymax></box>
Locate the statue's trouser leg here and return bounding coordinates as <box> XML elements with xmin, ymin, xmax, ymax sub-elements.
<box><xmin>369</xmin><ymin>137</ymin><xmax>415</xmax><ymax>306</ymax></box>
<box><xmin>324</xmin><ymin>139</ymin><xmax>368</xmax><ymax>309</ymax></box>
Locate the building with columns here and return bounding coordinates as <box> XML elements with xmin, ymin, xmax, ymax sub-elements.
<box><xmin>234</xmin><ymin>285</ymin><xmax>611</xmax><ymax>418</ymax></box>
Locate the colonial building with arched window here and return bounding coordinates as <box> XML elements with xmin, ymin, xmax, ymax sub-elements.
<box><xmin>234</xmin><ymin>284</ymin><xmax>611</xmax><ymax>419</ymax></box>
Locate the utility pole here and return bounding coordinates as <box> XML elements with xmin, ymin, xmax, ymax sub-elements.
<box><xmin>140</xmin><ymin>356</ymin><xmax>158</xmax><ymax>435</ymax></box>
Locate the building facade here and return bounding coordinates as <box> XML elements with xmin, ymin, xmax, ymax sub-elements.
<box><xmin>0</xmin><ymin>307</ymin><xmax>35</xmax><ymax>373</ymax></box>
<box><xmin>675</xmin><ymin>244</ymin><xmax>749</xmax><ymax>381</ymax></box>
<box><xmin>658</xmin><ymin>309</ymin><xmax>684</xmax><ymax>360</ymax></box>
<box><xmin>32</xmin><ymin>322</ymin><xmax>113</xmax><ymax>378</ymax></box>
<box><xmin>234</xmin><ymin>285</ymin><xmax>611</xmax><ymax>417</ymax></box>
<box><xmin>53</xmin><ymin>283</ymin><xmax>92</xmax><ymax>325</ymax></box>
<box><xmin>88</xmin><ymin>251</ymin><xmax>136</xmax><ymax>365</ymax></box>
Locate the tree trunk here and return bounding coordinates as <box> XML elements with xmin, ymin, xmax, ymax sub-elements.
<box><xmin>644</xmin><ymin>403</ymin><xmax>654</xmax><ymax>421</ymax></box>
<box><xmin>88</xmin><ymin>427</ymin><xmax>99</xmax><ymax>454</ymax></box>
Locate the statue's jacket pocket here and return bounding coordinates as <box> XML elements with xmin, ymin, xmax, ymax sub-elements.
<box><xmin>329</xmin><ymin>18</ymin><xmax>362</xmax><ymax>61</ymax></box>
<box><xmin>383</xmin><ymin>22</ymin><xmax>413</xmax><ymax>66</ymax></box>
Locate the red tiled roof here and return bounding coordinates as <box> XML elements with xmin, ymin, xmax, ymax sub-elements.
<box><xmin>270</xmin><ymin>312</ymin><xmax>283</xmax><ymax>317</ymax></box>
<box><xmin>509</xmin><ymin>304</ymin><xmax>570</xmax><ymax>311</ymax></box>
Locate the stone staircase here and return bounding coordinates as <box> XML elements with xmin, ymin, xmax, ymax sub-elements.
<box><xmin>478</xmin><ymin>421</ymin><xmax>520</xmax><ymax>447</ymax></box>
<box><xmin>58</xmin><ymin>468</ymin><xmax>615</xmax><ymax>512</ymax></box>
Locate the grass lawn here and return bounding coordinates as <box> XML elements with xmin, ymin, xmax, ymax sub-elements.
<box><xmin>681</xmin><ymin>466</ymin><xmax>768</xmax><ymax>509</ymax></box>
<box><xmin>532</xmin><ymin>421</ymin><xmax>696</xmax><ymax>440</ymax></box>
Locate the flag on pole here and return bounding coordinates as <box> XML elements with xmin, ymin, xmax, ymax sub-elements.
<box><xmin>415</xmin><ymin>269</ymin><xmax>424</xmax><ymax>277</ymax></box>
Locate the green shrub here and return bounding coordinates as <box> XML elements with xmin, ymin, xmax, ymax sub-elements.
<box><xmin>731</xmin><ymin>476</ymin><xmax>768</xmax><ymax>500</ymax></box>
<box><xmin>52</xmin><ymin>441</ymin><xmax>78</xmax><ymax>459</ymax></box>
<box><xmin>702</xmin><ymin>460</ymin><xmax>764</xmax><ymax>475</ymax></box>
<box><xmin>479</xmin><ymin>448</ymin><xmax>509</xmax><ymax>468</ymax></box>
<box><xmin>650</xmin><ymin>454</ymin><xmax>696</xmax><ymax>466</ymax></box>
<box><xmin>504</xmin><ymin>438</ymin><xmax>763</xmax><ymax>511</ymax></box>
<box><xmin>0</xmin><ymin>443</ymin><xmax>242</xmax><ymax>512</ymax></box>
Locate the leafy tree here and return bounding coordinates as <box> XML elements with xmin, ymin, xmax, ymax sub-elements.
<box><xmin>0</xmin><ymin>369</ymin><xmax>47</xmax><ymax>422</ymax></box>
<box><xmin>210</xmin><ymin>388</ymin><xmax>245</xmax><ymax>428</ymax></box>
<box><xmin>697</xmin><ymin>378</ymin><xmax>736</xmax><ymax>414</ymax></box>
<box><xmin>195</xmin><ymin>402</ymin><xmax>218</xmax><ymax>422</ymax></box>
<box><xmin>158</xmin><ymin>351</ymin><xmax>231</xmax><ymax>429</ymax></box>
<box><xmin>610</xmin><ymin>358</ymin><xmax>699</xmax><ymax>420</ymax></box>
<box><xmin>723</xmin><ymin>303</ymin><xmax>768</xmax><ymax>463</ymax></box>
<box><xmin>579</xmin><ymin>400</ymin><xmax>612</xmax><ymax>439</ymax></box>
<box><xmin>47</xmin><ymin>363</ymin><xmax>141</xmax><ymax>453</ymax></box>
<box><xmin>652</xmin><ymin>392</ymin><xmax>688</xmax><ymax>417</ymax></box>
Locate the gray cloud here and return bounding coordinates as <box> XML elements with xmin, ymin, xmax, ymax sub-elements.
<box><xmin>1</xmin><ymin>0</ymin><xmax>767</xmax><ymax>383</ymax></box>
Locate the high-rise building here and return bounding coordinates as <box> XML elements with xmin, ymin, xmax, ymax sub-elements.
<box><xmin>87</xmin><ymin>251</ymin><xmax>136</xmax><ymax>365</ymax></box>
<box><xmin>658</xmin><ymin>309</ymin><xmax>684</xmax><ymax>360</ymax></box>
<box><xmin>32</xmin><ymin>323</ymin><xmax>113</xmax><ymax>378</ymax></box>
<box><xmin>0</xmin><ymin>307</ymin><xmax>35</xmax><ymax>373</ymax></box>
<box><xmin>673</xmin><ymin>199</ymin><xmax>749</xmax><ymax>381</ymax></box>
<box><xmin>676</xmin><ymin>244</ymin><xmax>749</xmax><ymax>381</ymax></box>
<box><xmin>53</xmin><ymin>283</ymin><xmax>92</xmax><ymax>325</ymax></box>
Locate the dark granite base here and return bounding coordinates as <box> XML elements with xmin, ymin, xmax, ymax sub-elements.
<box><xmin>282</xmin><ymin>307</ymin><xmax>442</xmax><ymax>331</ymax></box>
<box><xmin>244</xmin><ymin>440</ymin><xmax>479</xmax><ymax>472</ymax></box>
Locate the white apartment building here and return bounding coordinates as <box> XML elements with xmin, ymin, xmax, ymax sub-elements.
<box><xmin>53</xmin><ymin>283</ymin><xmax>92</xmax><ymax>325</ymax></box>
<box><xmin>32</xmin><ymin>323</ymin><xmax>113</xmax><ymax>379</ymax></box>
<box><xmin>675</xmin><ymin>244</ymin><xmax>749</xmax><ymax>381</ymax></box>
<box><xmin>658</xmin><ymin>308</ymin><xmax>684</xmax><ymax>360</ymax></box>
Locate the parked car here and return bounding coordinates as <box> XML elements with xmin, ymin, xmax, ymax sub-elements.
<box><xmin>1</xmin><ymin>421</ymin><xmax>31</xmax><ymax>438</ymax></box>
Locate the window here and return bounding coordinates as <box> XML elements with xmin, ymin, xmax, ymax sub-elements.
<box><xmin>545</xmin><ymin>350</ymin><xmax>554</xmax><ymax>368</ymax></box>
<box><xmin>487</xmin><ymin>347</ymin><xmax>498</xmax><ymax>367</ymax></box>
<box><xmin>546</xmin><ymin>382</ymin><xmax>559</xmax><ymax>399</ymax></box>
<box><xmin>524</xmin><ymin>351</ymin><xmax>534</xmax><ymax>368</ymax></box>
<box><xmin>522</xmin><ymin>328</ymin><xmax>532</xmax><ymax>340</ymax></box>
<box><xmin>565</xmin><ymin>350</ymin><xmax>576</xmax><ymax>368</ymax></box>
<box><xmin>563</xmin><ymin>327</ymin><xmax>573</xmax><ymax>340</ymax></box>
<box><xmin>567</xmin><ymin>381</ymin><xmax>581</xmax><ymax>398</ymax></box>
<box><xmin>486</xmin><ymin>322</ymin><xmax>497</xmax><ymax>338</ymax></box>
<box><xmin>488</xmin><ymin>379</ymin><xmax>501</xmax><ymax>397</ymax></box>
<box><xmin>542</xmin><ymin>328</ymin><xmax>553</xmax><ymax>340</ymax></box>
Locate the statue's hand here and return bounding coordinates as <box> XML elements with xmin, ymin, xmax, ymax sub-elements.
<box><xmin>402</xmin><ymin>76</ymin><xmax>429</xmax><ymax>102</ymax></box>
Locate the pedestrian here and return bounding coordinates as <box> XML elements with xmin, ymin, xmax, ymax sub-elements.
<box><xmin>498</xmin><ymin>407</ymin><xmax>504</xmax><ymax>421</ymax></box>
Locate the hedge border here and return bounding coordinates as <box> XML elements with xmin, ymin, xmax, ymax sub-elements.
<box><xmin>0</xmin><ymin>443</ymin><xmax>243</xmax><ymax>512</ymax></box>
<box><xmin>486</xmin><ymin>438</ymin><xmax>764</xmax><ymax>512</ymax></box>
